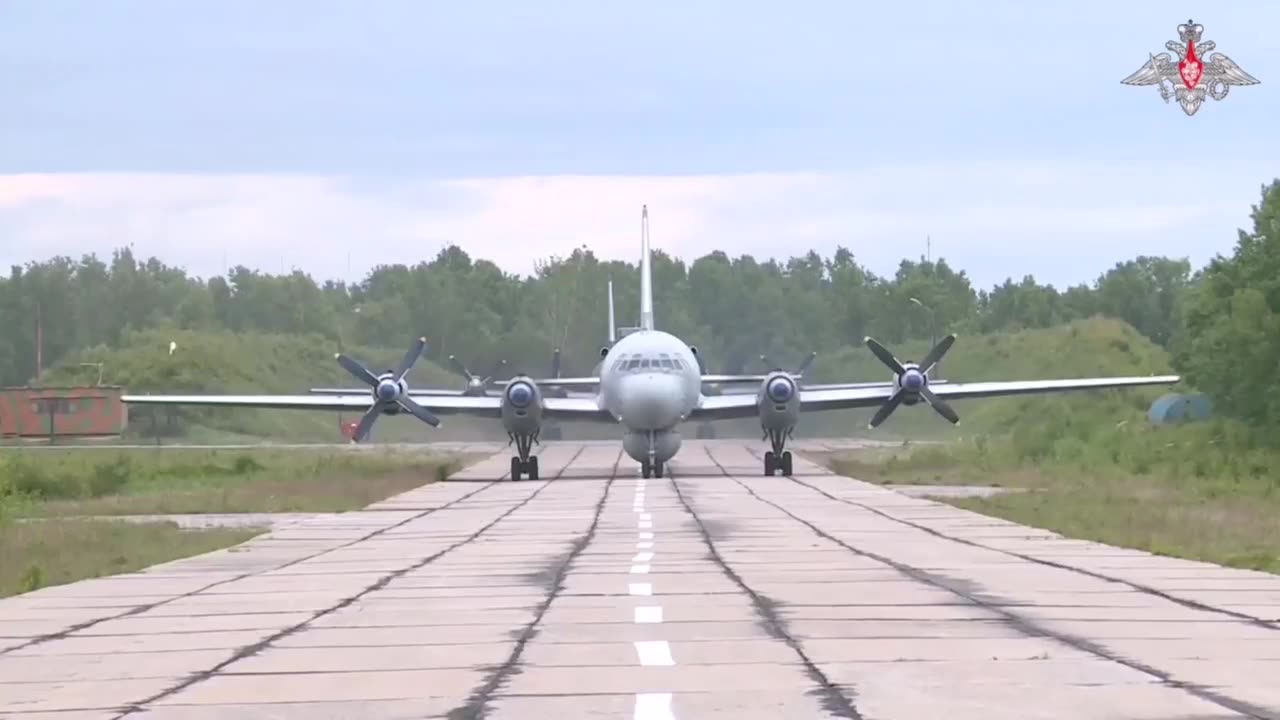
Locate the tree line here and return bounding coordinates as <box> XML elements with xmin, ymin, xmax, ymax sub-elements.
<box><xmin>2</xmin><ymin>179</ymin><xmax>1276</xmax><ymax>426</ymax></box>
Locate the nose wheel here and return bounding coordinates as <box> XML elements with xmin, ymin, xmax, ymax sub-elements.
<box><xmin>508</xmin><ymin>432</ymin><xmax>539</xmax><ymax>480</ymax></box>
<box><xmin>762</xmin><ymin>427</ymin><xmax>794</xmax><ymax>476</ymax></box>
<box><xmin>640</xmin><ymin>460</ymin><xmax>664</xmax><ymax>478</ymax></box>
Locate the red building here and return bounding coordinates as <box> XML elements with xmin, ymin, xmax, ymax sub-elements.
<box><xmin>0</xmin><ymin>386</ymin><xmax>128</xmax><ymax>440</ymax></box>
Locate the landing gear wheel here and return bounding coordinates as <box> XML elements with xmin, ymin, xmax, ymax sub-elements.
<box><xmin>653</xmin><ymin>461</ymin><xmax>664</xmax><ymax>478</ymax></box>
<box><xmin>781</xmin><ymin>451</ymin><xmax>793</xmax><ymax>476</ymax></box>
<box><xmin>641</xmin><ymin>461</ymin><xmax>652</xmax><ymax>479</ymax></box>
<box><xmin>764</xmin><ymin>451</ymin><xmax>776</xmax><ymax>476</ymax></box>
<box><xmin>527</xmin><ymin>456</ymin><xmax>539</xmax><ymax>480</ymax></box>
<box><xmin>510</xmin><ymin>456</ymin><xmax>522</xmax><ymax>481</ymax></box>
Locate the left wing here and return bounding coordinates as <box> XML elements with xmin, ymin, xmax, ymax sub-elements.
<box><xmin>120</xmin><ymin>393</ymin><xmax>614</xmax><ymax>422</ymax></box>
<box><xmin>1121</xmin><ymin>52</ymin><xmax>1178</xmax><ymax>86</ymax></box>
<box><xmin>691</xmin><ymin>375</ymin><xmax>1180</xmax><ymax>421</ymax></box>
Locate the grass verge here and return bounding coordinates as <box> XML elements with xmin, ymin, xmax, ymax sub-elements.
<box><xmin>1</xmin><ymin>448</ymin><xmax>469</xmax><ymax>517</ymax></box>
<box><xmin>0</xmin><ymin>447</ymin><xmax>475</xmax><ymax>598</ymax></box>
<box><xmin>824</xmin><ymin>417</ymin><xmax>1280</xmax><ymax>574</ymax></box>
<box><xmin>0</xmin><ymin>520</ymin><xmax>260</xmax><ymax>598</ymax></box>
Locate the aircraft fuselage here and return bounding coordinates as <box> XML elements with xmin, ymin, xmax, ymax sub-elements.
<box><xmin>598</xmin><ymin>329</ymin><xmax>701</xmax><ymax>465</ymax></box>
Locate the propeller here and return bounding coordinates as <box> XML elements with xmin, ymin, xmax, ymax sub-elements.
<box><xmin>448</xmin><ymin>355</ymin><xmax>507</xmax><ymax>396</ymax></box>
<box><xmin>864</xmin><ymin>334</ymin><xmax>958</xmax><ymax>428</ymax></box>
<box><xmin>335</xmin><ymin>337</ymin><xmax>440</xmax><ymax>442</ymax></box>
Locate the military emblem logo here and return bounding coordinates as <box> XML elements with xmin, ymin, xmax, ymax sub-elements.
<box><xmin>1121</xmin><ymin>20</ymin><xmax>1258</xmax><ymax>115</ymax></box>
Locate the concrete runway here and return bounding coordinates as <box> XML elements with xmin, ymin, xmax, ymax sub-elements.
<box><xmin>2</xmin><ymin>441</ymin><xmax>1279</xmax><ymax>719</ymax></box>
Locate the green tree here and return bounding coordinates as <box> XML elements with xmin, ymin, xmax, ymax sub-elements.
<box><xmin>1176</xmin><ymin>180</ymin><xmax>1280</xmax><ymax>426</ymax></box>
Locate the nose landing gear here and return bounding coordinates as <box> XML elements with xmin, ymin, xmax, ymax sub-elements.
<box><xmin>508</xmin><ymin>432</ymin><xmax>539</xmax><ymax>480</ymax></box>
<box><xmin>639</xmin><ymin>429</ymin><xmax>665</xmax><ymax>478</ymax></box>
<box><xmin>762</xmin><ymin>427</ymin><xmax>793</xmax><ymax>476</ymax></box>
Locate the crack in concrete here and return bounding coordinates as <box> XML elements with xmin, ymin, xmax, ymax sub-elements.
<box><xmin>727</xmin><ymin>460</ymin><xmax>1276</xmax><ymax>720</ymax></box>
<box><xmin>109</xmin><ymin>447</ymin><xmax>586</xmax><ymax>718</ymax></box>
<box><xmin>445</xmin><ymin>447</ymin><xmax>619</xmax><ymax>720</ymax></box>
<box><xmin>2</xmin><ymin>479</ymin><xmax>508</xmax><ymax>657</ymax></box>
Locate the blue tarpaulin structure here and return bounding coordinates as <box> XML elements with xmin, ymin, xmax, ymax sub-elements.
<box><xmin>1149</xmin><ymin>393</ymin><xmax>1213</xmax><ymax>424</ymax></box>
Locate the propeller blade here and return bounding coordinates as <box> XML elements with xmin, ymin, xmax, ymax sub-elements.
<box><xmin>482</xmin><ymin>359</ymin><xmax>507</xmax><ymax>384</ymax></box>
<box><xmin>336</xmin><ymin>354</ymin><xmax>380</xmax><ymax>387</ymax></box>
<box><xmin>394</xmin><ymin>337</ymin><xmax>427</xmax><ymax>381</ymax></box>
<box><xmin>551</xmin><ymin>348</ymin><xmax>562</xmax><ymax>379</ymax></box>
<box><xmin>919</xmin><ymin>387</ymin><xmax>960</xmax><ymax>424</ymax></box>
<box><xmin>448</xmin><ymin>354</ymin><xmax>474</xmax><ymax>381</ymax></box>
<box><xmin>864</xmin><ymin>337</ymin><xmax>907</xmax><ymax>375</ymax></box>
<box><xmin>396</xmin><ymin>396</ymin><xmax>441</xmax><ymax>427</ymax></box>
<box><xmin>918</xmin><ymin>334</ymin><xmax>956</xmax><ymax>375</ymax></box>
<box><xmin>351</xmin><ymin>405</ymin><xmax>382</xmax><ymax>443</ymax></box>
<box><xmin>795</xmin><ymin>351</ymin><xmax>817</xmax><ymax>375</ymax></box>
<box><xmin>868</xmin><ymin>390</ymin><xmax>906</xmax><ymax>428</ymax></box>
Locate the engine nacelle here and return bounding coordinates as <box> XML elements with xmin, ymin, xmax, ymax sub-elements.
<box><xmin>373</xmin><ymin>372</ymin><xmax>409</xmax><ymax>414</ymax></box>
<box><xmin>893</xmin><ymin>363</ymin><xmax>927</xmax><ymax>405</ymax></box>
<box><xmin>501</xmin><ymin>376</ymin><xmax>544</xmax><ymax>436</ymax></box>
<box><xmin>623</xmin><ymin>429</ymin><xmax>682</xmax><ymax>464</ymax></box>
<box><xmin>757</xmin><ymin>371</ymin><xmax>800</xmax><ymax>430</ymax></box>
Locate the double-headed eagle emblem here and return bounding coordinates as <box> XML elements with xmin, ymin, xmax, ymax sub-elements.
<box><xmin>1121</xmin><ymin>20</ymin><xmax>1258</xmax><ymax>115</ymax></box>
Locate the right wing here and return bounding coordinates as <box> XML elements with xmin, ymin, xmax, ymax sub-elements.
<box><xmin>308</xmin><ymin>373</ymin><xmax>777</xmax><ymax>396</ymax></box>
<box><xmin>690</xmin><ymin>374</ymin><xmax>1179</xmax><ymax>421</ymax></box>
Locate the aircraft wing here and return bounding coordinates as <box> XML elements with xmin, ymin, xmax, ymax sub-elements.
<box><xmin>690</xmin><ymin>375</ymin><xmax>1180</xmax><ymax>421</ymax></box>
<box><xmin>309</xmin><ymin>373</ymin><xmax>774</xmax><ymax>396</ymax></box>
<box><xmin>120</xmin><ymin>393</ymin><xmax>615</xmax><ymax>422</ymax></box>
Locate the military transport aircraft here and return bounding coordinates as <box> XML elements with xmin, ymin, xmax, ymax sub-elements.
<box><xmin>123</xmin><ymin>207</ymin><xmax>1181</xmax><ymax>480</ymax></box>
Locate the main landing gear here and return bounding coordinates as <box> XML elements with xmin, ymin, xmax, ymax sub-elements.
<box><xmin>763</xmin><ymin>427</ymin><xmax>793</xmax><ymax>476</ymax></box>
<box><xmin>508</xmin><ymin>432</ymin><xmax>539</xmax><ymax>480</ymax></box>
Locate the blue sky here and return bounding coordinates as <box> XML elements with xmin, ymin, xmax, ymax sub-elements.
<box><xmin>2</xmin><ymin>0</ymin><xmax>1277</xmax><ymax>289</ymax></box>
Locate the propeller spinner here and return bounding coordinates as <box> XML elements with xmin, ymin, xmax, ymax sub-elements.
<box><xmin>864</xmin><ymin>334</ymin><xmax>958</xmax><ymax>428</ymax></box>
<box><xmin>336</xmin><ymin>337</ymin><xmax>441</xmax><ymax>442</ymax></box>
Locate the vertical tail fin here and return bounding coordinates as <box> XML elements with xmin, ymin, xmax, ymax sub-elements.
<box><xmin>607</xmin><ymin>276</ymin><xmax>616</xmax><ymax>343</ymax></box>
<box><xmin>639</xmin><ymin>205</ymin><xmax>654</xmax><ymax>331</ymax></box>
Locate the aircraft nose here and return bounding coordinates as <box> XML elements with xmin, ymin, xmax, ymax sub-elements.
<box><xmin>620</xmin><ymin>373</ymin><xmax>684</xmax><ymax>429</ymax></box>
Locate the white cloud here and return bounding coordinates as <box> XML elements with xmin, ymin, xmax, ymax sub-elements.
<box><xmin>0</xmin><ymin>163</ymin><xmax>1263</xmax><ymax>290</ymax></box>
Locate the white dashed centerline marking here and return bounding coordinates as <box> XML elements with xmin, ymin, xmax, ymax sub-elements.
<box><xmin>628</xmin><ymin>582</ymin><xmax>653</xmax><ymax>596</ymax></box>
<box><xmin>634</xmin><ymin>692</ymin><xmax>676</xmax><ymax>720</ymax></box>
<box><xmin>639</xmin><ymin>520</ymin><xmax>652</xmax><ymax>529</ymax></box>
<box><xmin>633</xmin><ymin>640</ymin><xmax>675</xmax><ymax>666</ymax></box>
<box><xmin>639</xmin><ymin>531</ymin><xmax>653</xmax><ymax>540</ymax></box>
<box><xmin>637</xmin><ymin>540</ymin><xmax>653</xmax><ymax>549</ymax></box>
<box><xmin>634</xmin><ymin>606</ymin><xmax>664</xmax><ymax>623</ymax></box>
<box><xmin>630</xmin><ymin>564</ymin><xmax>650</xmax><ymax>574</ymax></box>
<box><xmin>633</xmin><ymin>551</ymin><xmax>654</xmax><ymax>563</ymax></box>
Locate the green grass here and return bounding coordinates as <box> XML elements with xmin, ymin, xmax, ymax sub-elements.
<box><xmin>0</xmin><ymin>519</ymin><xmax>261</xmax><ymax>598</ymax></box>
<box><xmin>826</xmin><ymin>418</ymin><xmax>1280</xmax><ymax>574</ymax></box>
<box><xmin>0</xmin><ymin>447</ymin><xmax>467</xmax><ymax>516</ymax></box>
